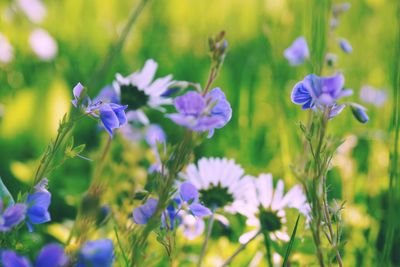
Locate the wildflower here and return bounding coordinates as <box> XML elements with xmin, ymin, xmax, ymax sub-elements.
<box><xmin>16</xmin><ymin>0</ymin><xmax>47</xmax><ymax>23</ymax></box>
<box><xmin>0</xmin><ymin>33</ymin><xmax>13</xmax><ymax>64</ymax></box>
<box><xmin>26</xmin><ymin>178</ymin><xmax>51</xmax><ymax>232</ymax></box>
<box><xmin>180</xmin><ymin>157</ymin><xmax>250</xmax><ymax>212</ymax></box>
<box><xmin>339</xmin><ymin>38</ymin><xmax>352</xmax><ymax>53</ymax></box>
<box><xmin>181</xmin><ymin>213</ymin><xmax>205</xmax><ymax>240</ymax></box>
<box><xmin>133</xmin><ymin>198</ymin><xmax>158</xmax><ymax>224</ymax></box>
<box><xmin>176</xmin><ymin>182</ymin><xmax>211</xmax><ymax>217</ymax></box>
<box><xmin>0</xmin><ymin>200</ymin><xmax>26</xmax><ymax>232</ymax></box>
<box><xmin>360</xmin><ymin>85</ymin><xmax>387</xmax><ymax>107</ymax></box>
<box><xmin>145</xmin><ymin>124</ymin><xmax>166</xmax><ymax>147</ymax></box>
<box><xmin>284</xmin><ymin>36</ymin><xmax>309</xmax><ymax>66</ymax></box>
<box><xmin>234</xmin><ymin>174</ymin><xmax>309</xmax><ymax>244</ymax></box>
<box><xmin>98</xmin><ymin>103</ymin><xmax>128</xmax><ymax>137</ymax></box>
<box><xmin>291</xmin><ymin>73</ymin><xmax>352</xmax><ymax>110</ymax></box>
<box><xmin>350</xmin><ymin>103</ymin><xmax>369</xmax><ymax>123</ymax></box>
<box><xmin>112</xmin><ymin>59</ymin><xmax>174</xmax><ymax>112</ymax></box>
<box><xmin>71</xmin><ymin>83</ymin><xmax>128</xmax><ymax>137</ymax></box>
<box><xmin>161</xmin><ymin>202</ymin><xmax>181</xmax><ymax>230</ymax></box>
<box><xmin>1</xmin><ymin>243</ymin><xmax>68</xmax><ymax>267</ymax></box>
<box><xmin>76</xmin><ymin>239</ymin><xmax>114</xmax><ymax>267</ymax></box>
<box><xmin>167</xmin><ymin>88</ymin><xmax>232</xmax><ymax>137</ymax></box>
<box><xmin>29</xmin><ymin>28</ymin><xmax>58</xmax><ymax>61</ymax></box>
<box><xmin>71</xmin><ymin>82</ymin><xmax>84</xmax><ymax>107</ymax></box>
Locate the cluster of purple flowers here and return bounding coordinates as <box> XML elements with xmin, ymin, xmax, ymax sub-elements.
<box><xmin>1</xmin><ymin>238</ymin><xmax>114</xmax><ymax>267</ymax></box>
<box><xmin>1</xmin><ymin>244</ymin><xmax>68</xmax><ymax>267</ymax></box>
<box><xmin>72</xmin><ymin>60</ymin><xmax>232</xmax><ymax>140</ymax></box>
<box><xmin>133</xmin><ymin>182</ymin><xmax>211</xmax><ymax>233</ymax></box>
<box><xmin>0</xmin><ymin>179</ymin><xmax>51</xmax><ymax>233</ymax></box>
<box><xmin>284</xmin><ymin>3</ymin><xmax>369</xmax><ymax>123</ymax></box>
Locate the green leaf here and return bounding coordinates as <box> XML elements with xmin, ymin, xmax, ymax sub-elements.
<box><xmin>72</xmin><ymin>144</ymin><xmax>86</xmax><ymax>155</ymax></box>
<box><xmin>0</xmin><ymin>177</ymin><xmax>15</xmax><ymax>206</ymax></box>
<box><xmin>282</xmin><ymin>215</ymin><xmax>300</xmax><ymax>267</ymax></box>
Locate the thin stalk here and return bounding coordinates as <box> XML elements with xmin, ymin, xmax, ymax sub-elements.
<box><xmin>262</xmin><ymin>230</ymin><xmax>274</xmax><ymax>267</ymax></box>
<box><xmin>88</xmin><ymin>0</ymin><xmax>150</xmax><ymax>89</ymax></box>
<box><xmin>32</xmin><ymin>114</ymin><xmax>74</xmax><ymax>187</ymax></box>
<box><xmin>114</xmin><ymin>226</ymin><xmax>130</xmax><ymax>267</ymax></box>
<box><xmin>130</xmin><ymin>131</ymin><xmax>193</xmax><ymax>266</ymax></box>
<box><xmin>220</xmin><ymin>230</ymin><xmax>262</xmax><ymax>267</ymax></box>
<box><xmin>197</xmin><ymin>207</ymin><xmax>216</xmax><ymax>267</ymax></box>
<box><xmin>382</xmin><ymin>1</ymin><xmax>400</xmax><ymax>264</ymax></box>
<box><xmin>66</xmin><ymin>137</ymin><xmax>112</xmax><ymax>246</ymax></box>
<box><xmin>322</xmin><ymin>176</ymin><xmax>343</xmax><ymax>267</ymax></box>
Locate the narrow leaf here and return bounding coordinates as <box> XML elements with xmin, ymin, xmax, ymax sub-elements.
<box><xmin>282</xmin><ymin>214</ymin><xmax>300</xmax><ymax>267</ymax></box>
<box><xmin>0</xmin><ymin>177</ymin><xmax>15</xmax><ymax>206</ymax></box>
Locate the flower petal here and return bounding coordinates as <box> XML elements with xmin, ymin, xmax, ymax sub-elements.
<box><xmin>35</xmin><ymin>244</ymin><xmax>68</xmax><ymax>267</ymax></box>
<box><xmin>180</xmin><ymin>182</ymin><xmax>199</xmax><ymax>202</ymax></box>
<box><xmin>1</xmin><ymin>251</ymin><xmax>31</xmax><ymax>267</ymax></box>
<box><xmin>189</xmin><ymin>203</ymin><xmax>211</xmax><ymax>217</ymax></box>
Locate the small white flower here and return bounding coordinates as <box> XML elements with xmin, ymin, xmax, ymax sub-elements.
<box><xmin>180</xmin><ymin>157</ymin><xmax>252</xmax><ymax>213</ymax></box>
<box><xmin>113</xmin><ymin>59</ymin><xmax>174</xmax><ymax>112</ymax></box>
<box><xmin>0</xmin><ymin>33</ymin><xmax>14</xmax><ymax>64</ymax></box>
<box><xmin>181</xmin><ymin>213</ymin><xmax>205</xmax><ymax>240</ymax></box>
<box><xmin>29</xmin><ymin>28</ymin><xmax>58</xmax><ymax>61</ymax></box>
<box><xmin>235</xmin><ymin>174</ymin><xmax>309</xmax><ymax>244</ymax></box>
<box><xmin>16</xmin><ymin>0</ymin><xmax>47</xmax><ymax>23</ymax></box>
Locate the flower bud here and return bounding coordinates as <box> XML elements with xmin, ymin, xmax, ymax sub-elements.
<box><xmin>350</xmin><ymin>103</ymin><xmax>369</xmax><ymax>123</ymax></box>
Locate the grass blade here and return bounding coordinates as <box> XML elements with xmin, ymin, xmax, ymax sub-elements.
<box><xmin>282</xmin><ymin>214</ymin><xmax>301</xmax><ymax>267</ymax></box>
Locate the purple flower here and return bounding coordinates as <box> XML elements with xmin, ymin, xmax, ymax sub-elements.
<box><xmin>76</xmin><ymin>239</ymin><xmax>114</xmax><ymax>267</ymax></box>
<box><xmin>339</xmin><ymin>38</ymin><xmax>352</xmax><ymax>53</ymax></box>
<box><xmin>26</xmin><ymin>179</ymin><xmax>51</xmax><ymax>232</ymax></box>
<box><xmin>291</xmin><ymin>73</ymin><xmax>352</xmax><ymax>110</ymax></box>
<box><xmin>0</xmin><ymin>200</ymin><xmax>26</xmax><ymax>232</ymax></box>
<box><xmin>71</xmin><ymin>82</ymin><xmax>84</xmax><ymax>108</ymax></box>
<box><xmin>1</xmin><ymin>244</ymin><xmax>68</xmax><ymax>267</ymax></box>
<box><xmin>177</xmin><ymin>182</ymin><xmax>211</xmax><ymax>218</ymax></box>
<box><xmin>99</xmin><ymin>103</ymin><xmax>128</xmax><ymax>137</ymax></box>
<box><xmin>145</xmin><ymin>124</ymin><xmax>166</xmax><ymax>147</ymax></box>
<box><xmin>167</xmin><ymin>88</ymin><xmax>232</xmax><ymax>137</ymax></box>
<box><xmin>93</xmin><ymin>85</ymin><xmax>120</xmax><ymax>105</ymax></box>
<box><xmin>284</xmin><ymin>36</ymin><xmax>310</xmax><ymax>66</ymax></box>
<box><xmin>161</xmin><ymin>202</ymin><xmax>182</xmax><ymax>230</ymax></box>
<box><xmin>133</xmin><ymin>198</ymin><xmax>158</xmax><ymax>224</ymax></box>
<box><xmin>71</xmin><ymin>83</ymin><xmax>128</xmax><ymax>138</ymax></box>
<box><xmin>1</xmin><ymin>251</ymin><xmax>31</xmax><ymax>267</ymax></box>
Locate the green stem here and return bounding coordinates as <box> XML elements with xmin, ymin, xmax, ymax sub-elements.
<box><xmin>262</xmin><ymin>230</ymin><xmax>273</xmax><ymax>267</ymax></box>
<box><xmin>114</xmin><ymin>225</ymin><xmax>130</xmax><ymax>267</ymax></box>
<box><xmin>66</xmin><ymin>137</ymin><xmax>112</xmax><ymax>246</ymax></box>
<box><xmin>130</xmin><ymin>131</ymin><xmax>193</xmax><ymax>266</ymax></box>
<box><xmin>88</xmin><ymin>0</ymin><xmax>150</xmax><ymax>89</ymax></box>
<box><xmin>382</xmin><ymin>2</ymin><xmax>400</xmax><ymax>265</ymax></box>
<box><xmin>197</xmin><ymin>207</ymin><xmax>216</xmax><ymax>267</ymax></box>
<box><xmin>32</xmin><ymin>114</ymin><xmax>74</xmax><ymax>188</ymax></box>
<box><xmin>220</xmin><ymin>229</ymin><xmax>262</xmax><ymax>267</ymax></box>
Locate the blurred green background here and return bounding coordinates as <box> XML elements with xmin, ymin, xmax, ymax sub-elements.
<box><xmin>0</xmin><ymin>0</ymin><xmax>398</xmax><ymax>266</ymax></box>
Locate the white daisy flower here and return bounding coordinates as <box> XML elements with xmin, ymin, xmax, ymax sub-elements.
<box><xmin>235</xmin><ymin>173</ymin><xmax>309</xmax><ymax>244</ymax></box>
<box><xmin>29</xmin><ymin>28</ymin><xmax>58</xmax><ymax>61</ymax></box>
<box><xmin>112</xmin><ymin>59</ymin><xmax>174</xmax><ymax>112</ymax></box>
<box><xmin>180</xmin><ymin>157</ymin><xmax>252</xmax><ymax>212</ymax></box>
<box><xmin>16</xmin><ymin>0</ymin><xmax>47</xmax><ymax>23</ymax></box>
